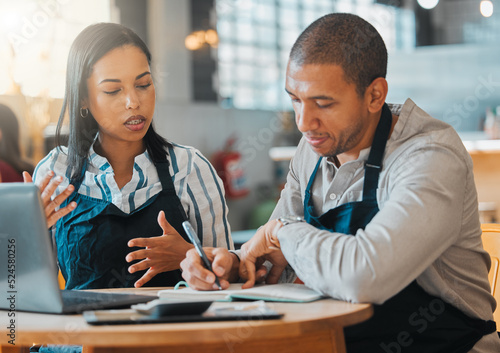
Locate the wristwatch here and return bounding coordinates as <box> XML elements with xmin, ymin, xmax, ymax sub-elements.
<box><xmin>270</xmin><ymin>216</ymin><xmax>305</xmax><ymax>249</ymax></box>
<box><xmin>278</xmin><ymin>216</ymin><xmax>306</xmax><ymax>227</ymax></box>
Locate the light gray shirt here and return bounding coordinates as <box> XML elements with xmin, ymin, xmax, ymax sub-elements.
<box><xmin>272</xmin><ymin>99</ymin><xmax>500</xmax><ymax>352</ymax></box>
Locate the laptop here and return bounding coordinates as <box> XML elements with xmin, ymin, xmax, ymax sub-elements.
<box><xmin>0</xmin><ymin>183</ymin><xmax>157</xmax><ymax>314</ymax></box>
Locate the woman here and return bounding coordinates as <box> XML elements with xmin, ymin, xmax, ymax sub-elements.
<box><xmin>32</xmin><ymin>22</ymin><xmax>232</xmax><ymax>290</ymax></box>
<box><xmin>0</xmin><ymin>104</ymin><xmax>34</xmax><ymax>182</ymax></box>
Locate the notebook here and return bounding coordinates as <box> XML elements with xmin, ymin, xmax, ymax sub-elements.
<box><xmin>158</xmin><ymin>283</ymin><xmax>324</xmax><ymax>303</ymax></box>
<box><xmin>0</xmin><ymin>183</ymin><xmax>157</xmax><ymax>314</ymax></box>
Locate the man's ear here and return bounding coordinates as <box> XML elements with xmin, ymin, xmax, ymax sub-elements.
<box><xmin>365</xmin><ymin>77</ymin><xmax>388</xmax><ymax>113</ymax></box>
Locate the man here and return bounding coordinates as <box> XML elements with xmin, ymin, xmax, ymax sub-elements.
<box><xmin>180</xmin><ymin>13</ymin><xmax>500</xmax><ymax>352</ymax></box>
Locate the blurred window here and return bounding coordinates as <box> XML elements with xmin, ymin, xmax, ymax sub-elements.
<box><xmin>215</xmin><ymin>0</ymin><xmax>415</xmax><ymax>111</ymax></box>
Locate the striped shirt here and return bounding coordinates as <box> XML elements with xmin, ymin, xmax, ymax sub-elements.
<box><xmin>33</xmin><ymin>143</ymin><xmax>233</xmax><ymax>249</ymax></box>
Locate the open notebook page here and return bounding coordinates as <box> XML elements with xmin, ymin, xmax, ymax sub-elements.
<box><xmin>158</xmin><ymin>283</ymin><xmax>324</xmax><ymax>303</ymax></box>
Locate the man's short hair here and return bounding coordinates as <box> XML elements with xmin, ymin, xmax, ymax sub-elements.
<box><xmin>290</xmin><ymin>13</ymin><xmax>388</xmax><ymax>96</ymax></box>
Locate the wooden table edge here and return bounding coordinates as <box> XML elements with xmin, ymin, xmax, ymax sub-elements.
<box><xmin>2</xmin><ymin>301</ymin><xmax>373</xmax><ymax>348</ymax></box>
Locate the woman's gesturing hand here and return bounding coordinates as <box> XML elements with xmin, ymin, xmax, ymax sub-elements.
<box><xmin>127</xmin><ymin>210</ymin><xmax>195</xmax><ymax>288</ymax></box>
<box><xmin>23</xmin><ymin>171</ymin><xmax>77</xmax><ymax>228</ymax></box>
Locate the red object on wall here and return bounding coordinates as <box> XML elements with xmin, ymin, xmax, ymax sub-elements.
<box><xmin>212</xmin><ymin>137</ymin><xmax>249</xmax><ymax>199</ymax></box>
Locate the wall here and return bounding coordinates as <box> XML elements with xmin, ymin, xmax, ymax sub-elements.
<box><xmin>147</xmin><ymin>0</ymin><xmax>278</xmax><ymax>231</ymax></box>
<box><xmin>386</xmin><ymin>44</ymin><xmax>500</xmax><ymax>132</ymax></box>
<box><xmin>386</xmin><ymin>0</ymin><xmax>500</xmax><ymax>132</ymax></box>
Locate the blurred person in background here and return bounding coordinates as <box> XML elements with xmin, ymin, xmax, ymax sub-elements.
<box><xmin>0</xmin><ymin>103</ymin><xmax>34</xmax><ymax>182</ymax></box>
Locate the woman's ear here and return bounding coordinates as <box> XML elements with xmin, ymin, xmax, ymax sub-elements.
<box><xmin>365</xmin><ymin>77</ymin><xmax>388</xmax><ymax>113</ymax></box>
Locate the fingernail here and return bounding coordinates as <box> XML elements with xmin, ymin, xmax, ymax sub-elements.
<box><xmin>212</xmin><ymin>283</ymin><xmax>220</xmax><ymax>290</ymax></box>
<box><xmin>205</xmin><ymin>274</ymin><xmax>214</xmax><ymax>282</ymax></box>
<box><xmin>67</xmin><ymin>185</ymin><xmax>74</xmax><ymax>191</ymax></box>
<box><xmin>70</xmin><ymin>202</ymin><xmax>77</xmax><ymax>208</ymax></box>
<box><xmin>56</xmin><ymin>176</ymin><xmax>63</xmax><ymax>182</ymax></box>
<box><xmin>215</xmin><ymin>266</ymin><xmax>224</xmax><ymax>274</ymax></box>
<box><xmin>48</xmin><ymin>171</ymin><xmax>54</xmax><ymax>176</ymax></box>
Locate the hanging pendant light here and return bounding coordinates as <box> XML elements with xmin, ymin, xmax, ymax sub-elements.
<box><xmin>417</xmin><ymin>0</ymin><xmax>440</xmax><ymax>10</ymax></box>
<box><xmin>480</xmin><ymin>0</ymin><xmax>494</xmax><ymax>17</ymax></box>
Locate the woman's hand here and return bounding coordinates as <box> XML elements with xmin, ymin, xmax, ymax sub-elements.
<box><xmin>23</xmin><ymin>171</ymin><xmax>77</xmax><ymax>228</ymax></box>
<box><xmin>127</xmin><ymin>211</ymin><xmax>195</xmax><ymax>288</ymax></box>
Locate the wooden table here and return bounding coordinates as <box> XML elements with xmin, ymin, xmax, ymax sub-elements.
<box><xmin>1</xmin><ymin>287</ymin><xmax>372</xmax><ymax>353</ymax></box>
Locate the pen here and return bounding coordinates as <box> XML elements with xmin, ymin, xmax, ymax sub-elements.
<box><xmin>182</xmin><ymin>220</ymin><xmax>222</xmax><ymax>290</ymax></box>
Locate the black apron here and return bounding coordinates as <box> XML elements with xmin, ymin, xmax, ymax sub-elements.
<box><xmin>303</xmin><ymin>103</ymin><xmax>496</xmax><ymax>352</ymax></box>
<box><xmin>56</xmin><ymin>160</ymin><xmax>189</xmax><ymax>289</ymax></box>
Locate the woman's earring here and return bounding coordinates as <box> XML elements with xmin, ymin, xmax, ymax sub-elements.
<box><xmin>80</xmin><ymin>107</ymin><xmax>89</xmax><ymax>118</ymax></box>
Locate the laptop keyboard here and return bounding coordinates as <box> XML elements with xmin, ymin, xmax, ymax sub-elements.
<box><xmin>61</xmin><ymin>290</ymin><xmax>157</xmax><ymax>312</ymax></box>
<box><xmin>62</xmin><ymin>290</ymin><xmax>126</xmax><ymax>305</ymax></box>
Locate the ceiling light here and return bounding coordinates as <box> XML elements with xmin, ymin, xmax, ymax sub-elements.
<box><xmin>417</xmin><ymin>0</ymin><xmax>440</xmax><ymax>10</ymax></box>
<box><xmin>480</xmin><ymin>0</ymin><xmax>494</xmax><ymax>17</ymax></box>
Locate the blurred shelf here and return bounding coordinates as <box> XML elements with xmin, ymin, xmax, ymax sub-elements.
<box><xmin>269</xmin><ymin>137</ymin><xmax>500</xmax><ymax>161</ymax></box>
<box><xmin>269</xmin><ymin>146</ymin><xmax>297</xmax><ymax>161</ymax></box>
<box><xmin>462</xmin><ymin>139</ymin><xmax>500</xmax><ymax>154</ymax></box>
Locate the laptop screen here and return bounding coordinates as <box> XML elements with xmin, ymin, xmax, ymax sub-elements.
<box><xmin>0</xmin><ymin>183</ymin><xmax>64</xmax><ymax>313</ymax></box>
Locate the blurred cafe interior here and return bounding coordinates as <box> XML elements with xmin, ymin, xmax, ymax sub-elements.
<box><xmin>1</xmin><ymin>0</ymin><xmax>500</xmax><ymax>237</ymax></box>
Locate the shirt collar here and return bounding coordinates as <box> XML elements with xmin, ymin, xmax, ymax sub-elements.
<box><xmin>387</xmin><ymin>98</ymin><xmax>415</xmax><ymax>143</ymax></box>
<box><xmin>88</xmin><ymin>140</ymin><xmax>154</xmax><ymax>173</ymax></box>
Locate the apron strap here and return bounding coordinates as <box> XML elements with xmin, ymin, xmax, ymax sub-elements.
<box><xmin>155</xmin><ymin>160</ymin><xmax>175</xmax><ymax>194</ymax></box>
<box><xmin>155</xmin><ymin>160</ymin><xmax>188</xmax><ymax>221</ymax></box>
<box><xmin>304</xmin><ymin>158</ymin><xmax>323</xmax><ymax>199</ymax></box>
<box><xmin>303</xmin><ymin>157</ymin><xmax>324</xmax><ymax>228</ymax></box>
<box><xmin>362</xmin><ymin>103</ymin><xmax>392</xmax><ymax>202</ymax></box>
